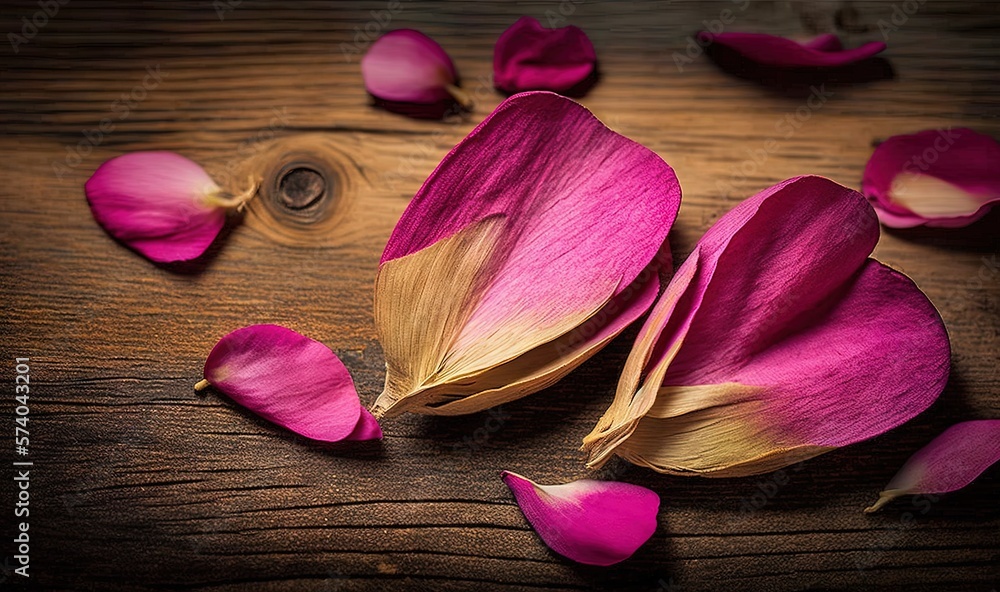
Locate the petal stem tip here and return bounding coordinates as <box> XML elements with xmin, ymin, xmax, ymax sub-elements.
<box><xmin>444</xmin><ymin>84</ymin><xmax>473</xmax><ymax>109</ymax></box>
<box><xmin>863</xmin><ymin>490</ymin><xmax>901</xmax><ymax>514</ymax></box>
<box><xmin>203</xmin><ymin>176</ymin><xmax>261</xmax><ymax>212</ymax></box>
<box><xmin>193</xmin><ymin>378</ymin><xmax>211</xmax><ymax>391</ymax></box>
<box><xmin>370</xmin><ymin>404</ymin><xmax>387</xmax><ymax>420</ymax></box>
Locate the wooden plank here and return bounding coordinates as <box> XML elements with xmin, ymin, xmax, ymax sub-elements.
<box><xmin>1</xmin><ymin>1</ymin><xmax>998</xmax><ymax>590</ymax></box>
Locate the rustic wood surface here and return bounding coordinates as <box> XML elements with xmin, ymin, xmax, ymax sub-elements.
<box><xmin>1</xmin><ymin>1</ymin><xmax>998</xmax><ymax>590</ymax></box>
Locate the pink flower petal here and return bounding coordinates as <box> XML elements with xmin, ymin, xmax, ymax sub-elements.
<box><xmin>343</xmin><ymin>407</ymin><xmax>384</xmax><ymax>441</ymax></box>
<box><xmin>501</xmin><ymin>471</ymin><xmax>659</xmax><ymax>566</ymax></box>
<box><xmin>493</xmin><ymin>16</ymin><xmax>597</xmax><ymax>95</ymax></box>
<box><xmin>585</xmin><ymin>176</ymin><xmax>951</xmax><ymax>477</ymax></box>
<box><xmin>201</xmin><ymin>325</ymin><xmax>376</xmax><ymax>442</ymax></box>
<box><xmin>85</xmin><ymin>151</ymin><xmax>225</xmax><ymax>263</ymax></box>
<box><xmin>862</xmin><ymin>128</ymin><xmax>1000</xmax><ymax>228</ymax></box>
<box><xmin>704</xmin><ymin>32</ymin><xmax>885</xmax><ymax>68</ymax></box>
<box><xmin>865</xmin><ymin>420</ymin><xmax>1000</xmax><ymax>512</ymax></box>
<box><xmin>361</xmin><ymin>29</ymin><xmax>469</xmax><ymax>116</ymax></box>
<box><xmin>373</xmin><ymin>92</ymin><xmax>681</xmax><ymax>416</ymax></box>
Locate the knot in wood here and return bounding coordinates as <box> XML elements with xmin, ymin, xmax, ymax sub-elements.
<box><xmin>277</xmin><ymin>167</ymin><xmax>326</xmax><ymax>211</ymax></box>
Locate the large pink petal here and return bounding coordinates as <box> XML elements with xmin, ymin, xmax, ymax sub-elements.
<box><xmin>502</xmin><ymin>471</ymin><xmax>659</xmax><ymax>566</ymax></box>
<box><xmin>382</xmin><ymin>91</ymin><xmax>679</xmax><ymax>354</ymax></box>
<box><xmin>371</xmin><ymin>93</ymin><xmax>680</xmax><ymax>417</ymax></box>
<box><xmin>493</xmin><ymin>16</ymin><xmax>597</xmax><ymax>94</ymax></box>
<box><xmin>866</xmin><ymin>420</ymin><xmax>1000</xmax><ymax>512</ymax></box>
<box><xmin>862</xmin><ymin>128</ymin><xmax>1000</xmax><ymax>228</ymax></box>
<box><xmin>361</xmin><ymin>29</ymin><xmax>458</xmax><ymax>104</ymax></box>
<box><xmin>202</xmin><ymin>325</ymin><xmax>368</xmax><ymax>442</ymax></box>
<box><xmin>587</xmin><ymin>176</ymin><xmax>950</xmax><ymax>476</ymax></box>
<box><xmin>85</xmin><ymin>151</ymin><xmax>225</xmax><ymax>262</ymax></box>
<box><xmin>660</xmin><ymin>176</ymin><xmax>880</xmax><ymax>383</ymax></box>
<box><xmin>705</xmin><ymin>32</ymin><xmax>885</xmax><ymax>68</ymax></box>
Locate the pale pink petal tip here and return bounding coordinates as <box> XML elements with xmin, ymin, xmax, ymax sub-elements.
<box><xmin>84</xmin><ymin>151</ymin><xmax>225</xmax><ymax>263</ymax></box>
<box><xmin>862</xmin><ymin>128</ymin><xmax>1000</xmax><ymax>228</ymax></box>
<box><xmin>705</xmin><ymin>32</ymin><xmax>886</xmax><ymax>68</ymax></box>
<box><xmin>345</xmin><ymin>408</ymin><xmax>384</xmax><ymax>441</ymax></box>
<box><xmin>203</xmin><ymin>324</ymin><xmax>378</xmax><ymax>443</ymax></box>
<box><xmin>494</xmin><ymin>16</ymin><xmax>597</xmax><ymax>95</ymax></box>
<box><xmin>865</xmin><ymin>420</ymin><xmax>1000</xmax><ymax>513</ymax></box>
<box><xmin>501</xmin><ymin>471</ymin><xmax>659</xmax><ymax>566</ymax></box>
<box><xmin>361</xmin><ymin>29</ymin><xmax>466</xmax><ymax>117</ymax></box>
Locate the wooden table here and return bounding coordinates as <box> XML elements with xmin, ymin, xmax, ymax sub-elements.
<box><xmin>2</xmin><ymin>1</ymin><xmax>998</xmax><ymax>590</ymax></box>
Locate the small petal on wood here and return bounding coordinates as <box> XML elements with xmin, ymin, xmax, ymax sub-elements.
<box><xmin>202</xmin><ymin>325</ymin><xmax>366</xmax><ymax>443</ymax></box>
<box><xmin>862</xmin><ymin>128</ymin><xmax>1000</xmax><ymax>228</ymax></box>
<box><xmin>502</xmin><ymin>471</ymin><xmax>659</xmax><ymax>566</ymax></box>
<box><xmin>494</xmin><ymin>16</ymin><xmax>597</xmax><ymax>95</ymax></box>
<box><xmin>84</xmin><ymin>151</ymin><xmax>225</xmax><ymax>263</ymax></box>
<box><xmin>865</xmin><ymin>420</ymin><xmax>1000</xmax><ymax>513</ymax></box>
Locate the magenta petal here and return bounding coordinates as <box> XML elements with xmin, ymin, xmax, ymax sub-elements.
<box><xmin>202</xmin><ymin>325</ymin><xmax>364</xmax><ymax>442</ymax></box>
<box><xmin>665</xmin><ymin>178</ymin><xmax>948</xmax><ymax>452</ymax></box>
<box><xmin>706</xmin><ymin>32</ymin><xmax>885</xmax><ymax>68</ymax></box>
<box><xmin>862</xmin><ymin>128</ymin><xmax>1000</xmax><ymax>228</ymax></box>
<box><xmin>372</xmin><ymin>92</ymin><xmax>681</xmax><ymax>416</ymax></box>
<box><xmin>586</xmin><ymin>176</ymin><xmax>951</xmax><ymax>476</ymax></box>
<box><xmin>866</xmin><ymin>420</ymin><xmax>1000</xmax><ymax>512</ymax></box>
<box><xmin>502</xmin><ymin>471</ymin><xmax>659</xmax><ymax>566</ymax></box>
<box><xmin>343</xmin><ymin>408</ymin><xmax>383</xmax><ymax>441</ymax></box>
<box><xmin>381</xmin><ymin>92</ymin><xmax>679</xmax><ymax>292</ymax></box>
<box><xmin>665</xmin><ymin>179</ymin><xmax>948</xmax><ymax>451</ymax></box>
<box><xmin>85</xmin><ymin>151</ymin><xmax>225</xmax><ymax>263</ymax></box>
<box><xmin>493</xmin><ymin>16</ymin><xmax>597</xmax><ymax>94</ymax></box>
<box><xmin>361</xmin><ymin>29</ymin><xmax>458</xmax><ymax>105</ymax></box>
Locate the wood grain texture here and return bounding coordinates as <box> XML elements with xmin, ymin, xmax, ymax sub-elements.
<box><xmin>1</xmin><ymin>1</ymin><xmax>998</xmax><ymax>590</ymax></box>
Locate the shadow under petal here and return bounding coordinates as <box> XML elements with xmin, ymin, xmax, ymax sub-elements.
<box><xmin>703</xmin><ymin>40</ymin><xmax>895</xmax><ymax>99</ymax></box>
<box><xmin>882</xmin><ymin>206</ymin><xmax>1000</xmax><ymax>252</ymax></box>
<box><xmin>155</xmin><ymin>214</ymin><xmax>239</xmax><ymax>275</ymax></box>
<box><xmin>494</xmin><ymin>62</ymin><xmax>602</xmax><ymax>99</ymax></box>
